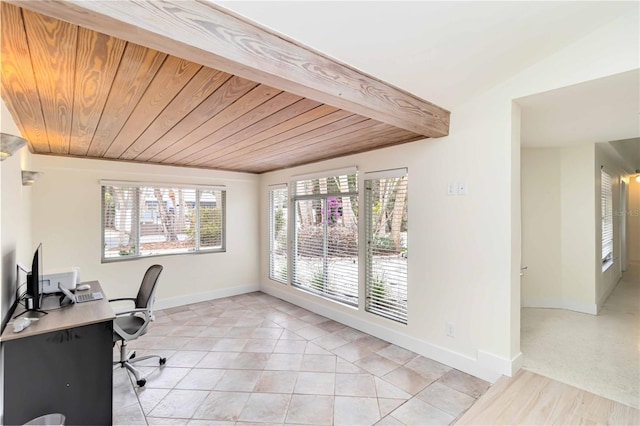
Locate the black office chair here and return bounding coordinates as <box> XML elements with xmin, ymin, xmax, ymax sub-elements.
<box><xmin>110</xmin><ymin>264</ymin><xmax>166</xmax><ymax>387</ymax></box>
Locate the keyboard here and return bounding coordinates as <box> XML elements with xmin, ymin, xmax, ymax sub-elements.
<box><xmin>76</xmin><ymin>292</ymin><xmax>104</xmax><ymax>303</ymax></box>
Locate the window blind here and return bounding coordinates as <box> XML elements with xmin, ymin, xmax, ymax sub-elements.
<box><xmin>102</xmin><ymin>183</ymin><xmax>225</xmax><ymax>261</ymax></box>
<box><xmin>292</xmin><ymin>170</ymin><xmax>358</xmax><ymax>306</ymax></box>
<box><xmin>269</xmin><ymin>185</ymin><xmax>288</xmax><ymax>283</ymax></box>
<box><xmin>365</xmin><ymin>171</ymin><xmax>408</xmax><ymax>324</ymax></box>
<box><xmin>601</xmin><ymin>170</ymin><xmax>613</xmax><ymax>265</ymax></box>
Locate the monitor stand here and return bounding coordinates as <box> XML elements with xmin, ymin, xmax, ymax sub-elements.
<box><xmin>14</xmin><ymin>295</ymin><xmax>48</xmax><ymax>318</ymax></box>
<box><xmin>14</xmin><ymin>308</ymin><xmax>47</xmax><ymax>318</ymax></box>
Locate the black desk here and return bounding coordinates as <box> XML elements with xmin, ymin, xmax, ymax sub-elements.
<box><xmin>1</xmin><ymin>281</ymin><xmax>115</xmax><ymax>425</ymax></box>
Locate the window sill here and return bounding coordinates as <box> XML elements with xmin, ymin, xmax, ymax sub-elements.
<box><xmin>602</xmin><ymin>259</ymin><xmax>614</xmax><ymax>272</ymax></box>
<box><xmin>102</xmin><ymin>248</ymin><xmax>225</xmax><ymax>263</ymax></box>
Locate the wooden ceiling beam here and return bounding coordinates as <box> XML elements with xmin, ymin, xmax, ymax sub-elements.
<box><xmin>9</xmin><ymin>0</ymin><xmax>450</xmax><ymax>138</ymax></box>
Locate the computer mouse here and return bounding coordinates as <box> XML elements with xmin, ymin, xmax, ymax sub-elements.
<box><xmin>76</xmin><ymin>284</ymin><xmax>91</xmax><ymax>291</ymax></box>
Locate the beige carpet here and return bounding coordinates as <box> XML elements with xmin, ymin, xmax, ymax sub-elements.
<box><xmin>521</xmin><ymin>262</ymin><xmax>640</xmax><ymax>408</ymax></box>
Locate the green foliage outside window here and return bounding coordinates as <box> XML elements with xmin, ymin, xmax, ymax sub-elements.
<box><xmin>187</xmin><ymin>207</ymin><xmax>222</xmax><ymax>246</ymax></box>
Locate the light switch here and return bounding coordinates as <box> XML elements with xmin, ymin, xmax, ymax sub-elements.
<box><xmin>447</xmin><ymin>182</ymin><xmax>457</xmax><ymax>195</ymax></box>
<box><xmin>457</xmin><ymin>181</ymin><xmax>468</xmax><ymax>195</ymax></box>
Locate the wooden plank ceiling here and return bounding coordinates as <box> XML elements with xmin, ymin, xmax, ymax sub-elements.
<box><xmin>1</xmin><ymin>2</ymin><xmax>448</xmax><ymax>174</ymax></box>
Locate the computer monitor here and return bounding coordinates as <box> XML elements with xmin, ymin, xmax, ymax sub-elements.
<box><xmin>26</xmin><ymin>243</ymin><xmax>43</xmax><ymax>311</ymax></box>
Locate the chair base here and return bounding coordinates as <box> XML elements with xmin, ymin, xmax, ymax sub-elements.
<box><xmin>113</xmin><ymin>339</ymin><xmax>166</xmax><ymax>387</ymax></box>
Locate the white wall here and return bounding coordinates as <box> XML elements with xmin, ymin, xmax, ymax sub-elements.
<box><xmin>0</xmin><ymin>100</ymin><xmax>33</xmax><ymax>325</ymax></box>
<box><xmin>0</xmin><ymin>148</ymin><xmax>33</xmax><ymax>322</ymax></box>
<box><xmin>628</xmin><ymin>178</ymin><xmax>640</xmax><ymax>263</ymax></box>
<box><xmin>560</xmin><ymin>145</ymin><xmax>597</xmax><ymax>312</ymax></box>
<box><xmin>258</xmin><ymin>11</ymin><xmax>638</xmax><ymax>382</ymax></box>
<box><xmin>521</xmin><ymin>148</ymin><xmax>563</xmax><ymax>306</ymax></box>
<box><xmin>30</xmin><ymin>156</ymin><xmax>261</xmax><ymax>308</ymax></box>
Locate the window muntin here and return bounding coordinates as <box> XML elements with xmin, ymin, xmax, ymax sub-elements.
<box><xmin>365</xmin><ymin>171</ymin><xmax>408</xmax><ymax>324</ymax></box>
<box><xmin>269</xmin><ymin>185</ymin><xmax>288</xmax><ymax>283</ymax></box>
<box><xmin>102</xmin><ymin>183</ymin><xmax>225</xmax><ymax>261</ymax></box>
<box><xmin>601</xmin><ymin>169</ymin><xmax>613</xmax><ymax>268</ymax></box>
<box><xmin>292</xmin><ymin>171</ymin><xmax>358</xmax><ymax>306</ymax></box>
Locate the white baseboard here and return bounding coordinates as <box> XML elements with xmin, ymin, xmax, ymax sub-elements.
<box><xmin>154</xmin><ymin>283</ymin><xmax>260</xmax><ymax>310</ymax></box>
<box><xmin>522</xmin><ymin>297</ymin><xmax>597</xmax><ymax>315</ymax></box>
<box><xmin>511</xmin><ymin>351</ymin><xmax>524</xmax><ymax>374</ymax></box>
<box><xmin>478</xmin><ymin>350</ymin><xmax>523</xmax><ymax>377</ymax></box>
<box><xmin>262</xmin><ymin>284</ymin><xmax>513</xmax><ymax>383</ymax></box>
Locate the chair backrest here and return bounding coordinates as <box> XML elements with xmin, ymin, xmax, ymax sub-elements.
<box><xmin>135</xmin><ymin>264</ymin><xmax>163</xmax><ymax>309</ymax></box>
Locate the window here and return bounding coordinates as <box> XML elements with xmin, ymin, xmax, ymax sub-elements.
<box><xmin>269</xmin><ymin>185</ymin><xmax>288</xmax><ymax>283</ymax></box>
<box><xmin>365</xmin><ymin>170</ymin><xmax>408</xmax><ymax>323</ymax></box>
<box><xmin>601</xmin><ymin>169</ymin><xmax>613</xmax><ymax>268</ymax></box>
<box><xmin>292</xmin><ymin>168</ymin><xmax>358</xmax><ymax>306</ymax></box>
<box><xmin>102</xmin><ymin>182</ymin><xmax>225</xmax><ymax>261</ymax></box>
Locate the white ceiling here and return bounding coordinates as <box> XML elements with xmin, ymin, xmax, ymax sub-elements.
<box><xmin>218</xmin><ymin>1</ymin><xmax>635</xmax><ymax>109</ymax></box>
<box><xmin>610</xmin><ymin>137</ymin><xmax>640</xmax><ymax>172</ymax></box>
<box><xmin>517</xmin><ymin>69</ymin><xmax>640</xmax><ymax>147</ymax></box>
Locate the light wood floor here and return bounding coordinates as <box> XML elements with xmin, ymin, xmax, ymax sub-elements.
<box><xmin>456</xmin><ymin>369</ymin><xmax>639</xmax><ymax>425</ymax></box>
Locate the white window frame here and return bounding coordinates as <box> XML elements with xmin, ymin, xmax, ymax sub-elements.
<box><xmin>364</xmin><ymin>168</ymin><xmax>409</xmax><ymax>324</ymax></box>
<box><xmin>101</xmin><ymin>180</ymin><xmax>226</xmax><ymax>262</ymax></box>
<box><xmin>291</xmin><ymin>167</ymin><xmax>359</xmax><ymax>306</ymax></box>
<box><xmin>601</xmin><ymin>169</ymin><xmax>614</xmax><ymax>270</ymax></box>
<box><xmin>269</xmin><ymin>184</ymin><xmax>288</xmax><ymax>284</ymax></box>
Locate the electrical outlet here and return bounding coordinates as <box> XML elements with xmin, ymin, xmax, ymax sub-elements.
<box><xmin>447</xmin><ymin>182</ymin><xmax>457</xmax><ymax>196</ymax></box>
<box><xmin>446</xmin><ymin>322</ymin><xmax>455</xmax><ymax>337</ymax></box>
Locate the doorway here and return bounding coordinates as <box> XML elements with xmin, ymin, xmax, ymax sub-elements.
<box><xmin>516</xmin><ymin>72</ymin><xmax>640</xmax><ymax>409</ymax></box>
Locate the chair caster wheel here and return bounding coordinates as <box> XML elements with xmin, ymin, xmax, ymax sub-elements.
<box><xmin>136</xmin><ymin>378</ymin><xmax>146</xmax><ymax>387</ymax></box>
<box><xmin>130</xmin><ymin>352</ymin><xmax>136</xmax><ymax>360</ymax></box>
<box><xmin>159</xmin><ymin>357</ymin><xmax>167</xmax><ymax>365</ymax></box>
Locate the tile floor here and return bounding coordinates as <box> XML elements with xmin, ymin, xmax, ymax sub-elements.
<box><xmin>112</xmin><ymin>292</ymin><xmax>489</xmax><ymax>425</ymax></box>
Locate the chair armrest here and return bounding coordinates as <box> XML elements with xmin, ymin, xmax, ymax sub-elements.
<box><xmin>109</xmin><ymin>298</ymin><xmax>137</xmax><ymax>315</ymax></box>
<box><xmin>114</xmin><ymin>307</ymin><xmax>149</xmax><ymax>317</ymax></box>
<box><xmin>108</xmin><ymin>297</ymin><xmax>136</xmax><ymax>303</ymax></box>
